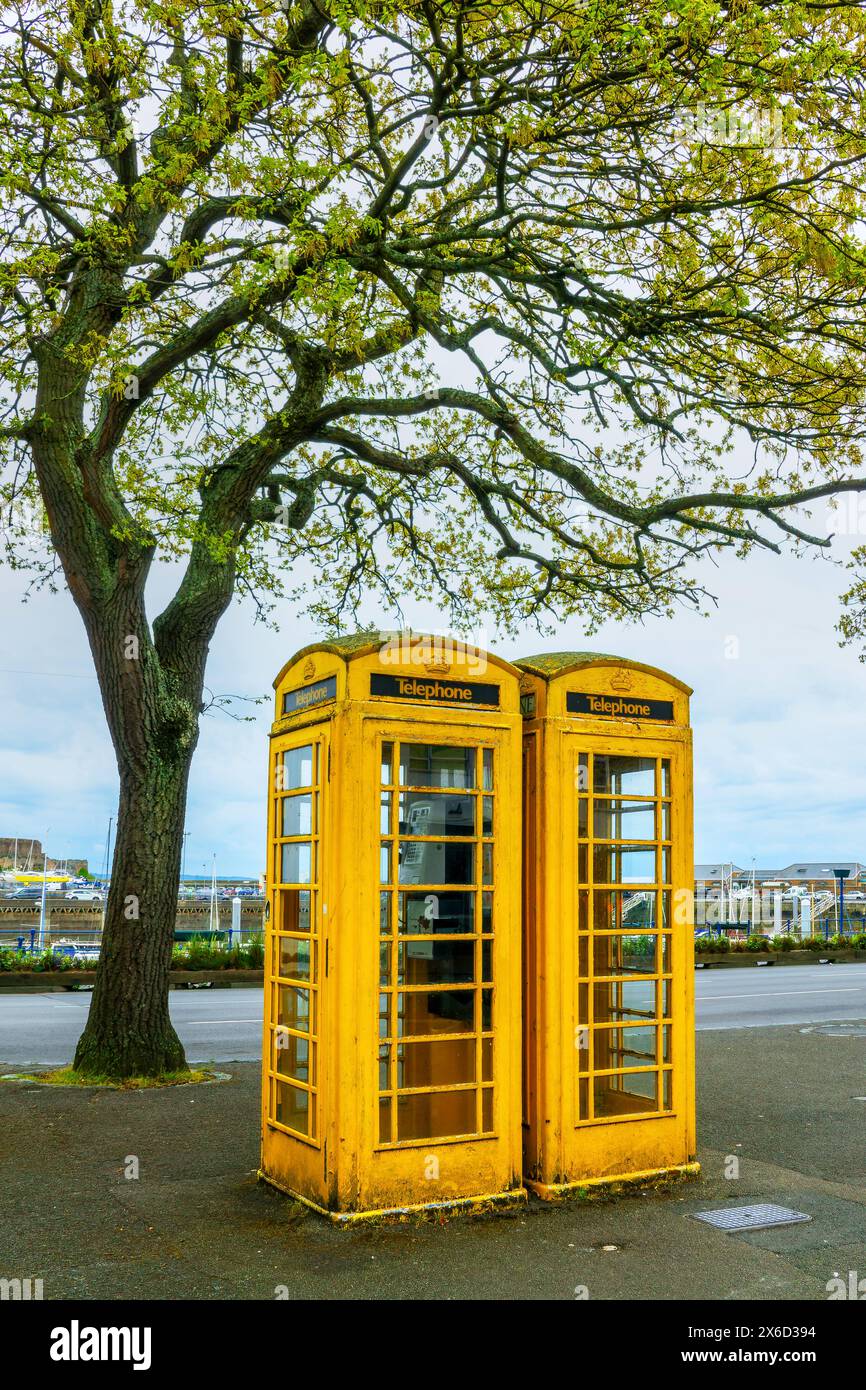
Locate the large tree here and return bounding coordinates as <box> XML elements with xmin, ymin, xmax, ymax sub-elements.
<box><xmin>2</xmin><ymin>0</ymin><xmax>866</xmax><ymax>1075</ymax></box>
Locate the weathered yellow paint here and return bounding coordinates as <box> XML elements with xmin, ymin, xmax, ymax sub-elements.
<box><xmin>526</xmin><ymin>1161</ymin><xmax>701</xmax><ymax>1201</ymax></box>
<box><xmin>261</xmin><ymin>633</ymin><xmax>526</xmax><ymax>1218</ymax></box>
<box><xmin>518</xmin><ymin>652</ymin><xmax>698</xmax><ymax>1196</ymax></box>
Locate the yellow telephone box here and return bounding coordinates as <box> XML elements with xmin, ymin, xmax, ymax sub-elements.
<box><xmin>260</xmin><ymin>633</ymin><xmax>526</xmax><ymax>1220</ymax></box>
<box><xmin>518</xmin><ymin>652</ymin><xmax>698</xmax><ymax>1197</ymax></box>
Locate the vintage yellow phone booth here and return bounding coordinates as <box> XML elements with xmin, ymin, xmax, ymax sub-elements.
<box><xmin>518</xmin><ymin>652</ymin><xmax>698</xmax><ymax>1197</ymax></box>
<box><xmin>260</xmin><ymin>633</ymin><xmax>525</xmax><ymax>1220</ymax></box>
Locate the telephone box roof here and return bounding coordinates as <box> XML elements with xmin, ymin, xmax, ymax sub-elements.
<box><xmin>515</xmin><ymin>651</ymin><xmax>692</xmax><ymax>695</ymax></box>
<box><xmin>274</xmin><ymin>631</ymin><xmax>522</xmax><ymax>690</ymax></box>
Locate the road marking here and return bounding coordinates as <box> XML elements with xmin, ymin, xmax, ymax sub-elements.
<box><xmin>700</xmin><ymin>986</ymin><xmax>865</xmax><ymax>1001</ymax></box>
<box><xmin>183</xmin><ymin>1019</ymin><xmax>258</xmax><ymax>1025</ymax></box>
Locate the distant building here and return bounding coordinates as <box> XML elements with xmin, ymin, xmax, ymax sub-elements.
<box><xmin>696</xmin><ymin>862</ymin><xmax>865</xmax><ymax>891</ymax></box>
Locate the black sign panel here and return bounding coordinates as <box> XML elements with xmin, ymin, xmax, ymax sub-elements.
<box><xmin>370</xmin><ymin>672</ymin><xmax>500</xmax><ymax>708</ymax></box>
<box><xmin>567</xmin><ymin>690</ymin><xmax>674</xmax><ymax>722</ymax></box>
<box><xmin>282</xmin><ymin>675</ymin><xmax>337</xmax><ymax>715</ymax></box>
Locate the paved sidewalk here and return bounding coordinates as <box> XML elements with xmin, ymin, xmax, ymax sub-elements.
<box><xmin>2</xmin><ymin>1023</ymin><xmax>865</xmax><ymax>1300</ymax></box>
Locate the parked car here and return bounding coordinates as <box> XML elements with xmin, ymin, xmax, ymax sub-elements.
<box><xmin>11</xmin><ymin>886</ymin><xmax>44</xmax><ymax>899</ymax></box>
<box><xmin>64</xmin><ymin>888</ymin><xmax>105</xmax><ymax>902</ymax></box>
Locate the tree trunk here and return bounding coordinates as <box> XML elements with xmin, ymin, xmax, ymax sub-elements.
<box><xmin>73</xmin><ymin>751</ymin><xmax>193</xmax><ymax>1077</ymax></box>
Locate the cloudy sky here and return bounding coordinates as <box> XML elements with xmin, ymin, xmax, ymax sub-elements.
<box><xmin>1</xmin><ymin>503</ymin><xmax>865</xmax><ymax>879</ymax></box>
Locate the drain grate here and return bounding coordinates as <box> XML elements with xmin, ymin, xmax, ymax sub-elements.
<box><xmin>693</xmin><ymin>1203</ymin><xmax>812</xmax><ymax>1233</ymax></box>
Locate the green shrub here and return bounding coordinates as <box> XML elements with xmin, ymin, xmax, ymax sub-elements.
<box><xmin>769</xmin><ymin>935</ymin><xmax>797</xmax><ymax>952</ymax></box>
<box><xmin>170</xmin><ymin>934</ymin><xmax>264</xmax><ymax>971</ymax></box>
<box><xmin>745</xmin><ymin>934</ymin><xmax>770</xmax><ymax>952</ymax></box>
<box><xmin>0</xmin><ymin>948</ymin><xmax>79</xmax><ymax>972</ymax></box>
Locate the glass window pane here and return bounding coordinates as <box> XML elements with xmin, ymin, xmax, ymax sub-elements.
<box><xmin>482</xmin><ymin>844</ymin><xmax>493</xmax><ymax>885</ymax></box>
<box><xmin>662</xmin><ymin>1070</ymin><xmax>673</xmax><ymax>1110</ymax></box>
<box><xmin>594</xmin><ymin>889</ymin><xmax>657</xmax><ymax>931</ymax></box>
<box><xmin>398</xmin><ymin>890</ymin><xmax>475</xmax><ymax>934</ymax></box>
<box><xmin>379</xmin><ymin>992</ymin><xmax>390</xmax><ymax>1039</ymax></box>
<box><xmin>593</xmin><ymin>845</ymin><xmax>656</xmax><ymax>884</ymax></box>
<box><xmin>380</xmin><ymin>794</ymin><xmax>392</xmax><ymax>834</ymax></box>
<box><xmin>594</xmin><ymin>1071</ymin><xmax>657</xmax><ymax>1117</ymax></box>
<box><xmin>482</xmin><ymin>796</ymin><xmax>493</xmax><ymax>836</ymax></box>
<box><xmin>281</xmin><ymin>842</ymin><xmax>311</xmax><ymax>884</ymax></box>
<box><xmin>482</xmin><ymin>892</ymin><xmax>493</xmax><ymax>933</ymax></box>
<box><xmin>660</xmin><ymin>802</ymin><xmax>671</xmax><ymax>841</ymax></box>
<box><xmin>379</xmin><ymin>890</ymin><xmax>391</xmax><ymax>934</ymax></box>
<box><xmin>280</xmin><ymin>745</ymin><xmax>313</xmax><ymax>790</ymax></box>
<box><xmin>277</xmin><ymin>935</ymin><xmax>312</xmax><ymax>980</ymax></box>
<box><xmin>577</xmin><ymin>1020</ymin><xmax>589</xmax><ymax>1072</ymax></box>
<box><xmin>380</xmin><ymin>841</ymin><xmax>392</xmax><ymax>883</ymax></box>
<box><xmin>281</xmin><ymin>793</ymin><xmax>312</xmax><ymax>837</ymax></box>
<box><xmin>399</xmin><ymin>744</ymin><xmax>475</xmax><ymax>789</ymax></box>
<box><xmin>396</xmin><ymin>1088</ymin><xmax>477</xmax><ymax>1141</ymax></box>
<box><xmin>482</xmin><ymin>939</ymin><xmax>492</xmax><ymax>982</ymax></box>
<box><xmin>577</xmin><ymin>798</ymin><xmax>588</xmax><ymax>838</ymax></box>
<box><xmin>278</xmin><ymin>888</ymin><xmax>311</xmax><ymax>932</ymax></box>
<box><xmin>576</xmin><ymin>752</ymin><xmax>589</xmax><ymax>793</ymax></box>
<box><xmin>593</xmin><ymin>800</ymin><xmax>655</xmax><ymax>841</ymax></box>
<box><xmin>577</xmin><ymin>935</ymin><xmax>589</xmax><ymax>977</ymax></box>
<box><xmin>482</xmin><ymin>988</ymin><xmax>493</xmax><ymax>1030</ymax></box>
<box><xmin>397</xmin><ymin>939</ymin><xmax>476</xmax><ymax>986</ymax></box>
<box><xmin>274</xmin><ymin>1031</ymin><xmax>313</xmax><ymax>1084</ymax></box>
<box><xmin>482</xmin><ymin>749</ymin><xmax>494</xmax><ymax>790</ymax></box>
<box><xmin>379</xmin><ymin>941</ymin><xmax>391</xmax><ymax>985</ymax></box>
<box><xmin>398</xmin><ymin>790</ymin><xmax>475</xmax><ymax>837</ymax></box>
<box><xmin>660</xmin><ymin>760</ymin><xmax>671</xmax><ymax>796</ymax></box>
<box><xmin>577</xmin><ymin>1076</ymin><xmax>589</xmax><ymax>1120</ymax></box>
<box><xmin>398</xmin><ymin>841</ymin><xmax>473</xmax><ymax>885</ymax></box>
<box><xmin>593</xmin><ymin>978</ymin><xmax>656</xmax><ymax>1027</ymax></box>
<box><xmin>379</xmin><ymin>1098</ymin><xmax>392</xmax><ymax>1142</ymax></box>
<box><xmin>593</xmin><ymin>755</ymin><xmax>655</xmax><ymax>796</ymax></box>
<box><xmin>277</xmin><ymin>984</ymin><xmax>313</xmax><ymax>1031</ymax></box>
<box><xmin>482</xmin><ymin>1036</ymin><xmax>493</xmax><ymax>1081</ymax></box>
<box><xmin>396</xmin><ymin>1038</ymin><xmax>476</xmax><ymax>1088</ymax></box>
<box><xmin>482</xmin><ymin>1087</ymin><xmax>493</xmax><ymax>1132</ymax></box>
<box><xmin>578</xmin><ymin>982</ymin><xmax>589</xmax><ymax>1028</ymax></box>
<box><xmin>593</xmin><ymin>933</ymin><xmax>658</xmax><ymax>977</ymax></box>
<box><xmin>378</xmin><ymin>1044</ymin><xmax>390</xmax><ymax>1091</ymax></box>
<box><xmin>381</xmin><ymin>742</ymin><xmax>393</xmax><ymax>785</ymax></box>
<box><xmin>595</xmin><ymin>1025</ymin><xmax>657</xmax><ymax>1065</ymax></box>
<box><xmin>274</xmin><ymin>1080</ymin><xmax>311</xmax><ymax>1135</ymax></box>
<box><xmin>396</xmin><ymin>990</ymin><xmax>475</xmax><ymax>1035</ymax></box>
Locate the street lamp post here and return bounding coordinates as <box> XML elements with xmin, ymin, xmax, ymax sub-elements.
<box><xmin>834</xmin><ymin>868</ymin><xmax>851</xmax><ymax>939</ymax></box>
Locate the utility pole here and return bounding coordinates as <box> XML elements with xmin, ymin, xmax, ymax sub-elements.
<box><xmin>38</xmin><ymin>828</ymin><xmax>51</xmax><ymax>952</ymax></box>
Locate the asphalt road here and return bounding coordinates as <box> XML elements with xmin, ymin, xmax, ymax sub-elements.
<box><xmin>694</xmin><ymin>960</ymin><xmax>866</xmax><ymax>1030</ymax></box>
<box><xmin>2</xmin><ymin>962</ymin><xmax>866</xmax><ymax>1066</ymax></box>
<box><xmin>0</xmin><ymin>989</ymin><xmax>264</xmax><ymax>1067</ymax></box>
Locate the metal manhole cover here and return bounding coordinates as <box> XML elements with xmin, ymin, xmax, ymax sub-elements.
<box><xmin>800</xmin><ymin>1023</ymin><xmax>866</xmax><ymax>1038</ymax></box>
<box><xmin>692</xmin><ymin>1204</ymin><xmax>811</xmax><ymax>1233</ymax></box>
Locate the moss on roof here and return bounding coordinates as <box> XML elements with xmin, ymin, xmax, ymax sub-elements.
<box><xmin>314</xmin><ymin>630</ymin><xmax>382</xmax><ymax>655</ymax></box>
<box><xmin>516</xmin><ymin>650</ymin><xmax>692</xmax><ymax>694</ymax></box>
<box><xmin>516</xmin><ymin>651</ymin><xmax>621</xmax><ymax>676</ymax></box>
